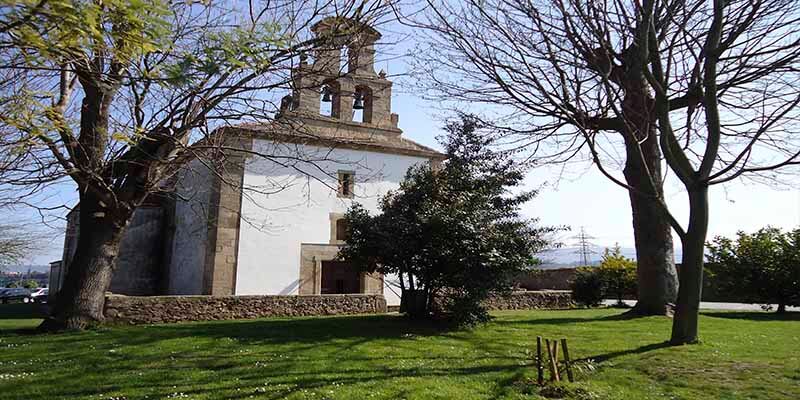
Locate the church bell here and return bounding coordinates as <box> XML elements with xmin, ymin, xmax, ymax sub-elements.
<box><xmin>352</xmin><ymin>93</ymin><xmax>365</xmax><ymax>110</ymax></box>
<box><xmin>321</xmin><ymin>86</ymin><xmax>332</xmax><ymax>102</ymax></box>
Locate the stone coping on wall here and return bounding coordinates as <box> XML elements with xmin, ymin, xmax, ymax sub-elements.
<box><xmin>104</xmin><ymin>294</ymin><xmax>388</xmax><ymax>325</ymax></box>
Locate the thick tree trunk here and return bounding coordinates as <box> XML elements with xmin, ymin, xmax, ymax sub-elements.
<box><xmin>626</xmin><ymin>180</ymin><xmax>679</xmax><ymax>315</ymax></box>
<box><xmin>620</xmin><ymin>87</ymin><xmax>679</xmax><ymax>316</ymax></box>
<box><xmin>402</xmin><ymin>289</ymin><xmax>429</xmax><ymax>319</ymax></box>
<box><xmin>671</xmin><ymin>187</ymin><xmax>709</xmax><ymax>345</ymax></box>
<box><xmin>39</xmin><ymin>193</ymin><xmax>130</xmax><ymax>331</ymax></box>
<box><xmin>37</xmin><ymin>76</ymin><xmax>132</xmax><ymax>331</ymax></box>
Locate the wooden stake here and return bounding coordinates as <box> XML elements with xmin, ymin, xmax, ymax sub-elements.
<box><xmin>551</xmin><ymin>339</ymin><xmax>561</xmax><ymax>382</ymax></box>
<box><xmin>561</xmin><ymin>338</ymin><xmax>574</xmax><ymax>382</ymax></box>
<box><xmin>545</xmin><ymin>339</ymin><xmax>555</xmax><ymax>381</ymax></box>
<box><xmin>536</xmin><ymin>336</ymin><xmax>544</xmax><ymax>385</ymax></box>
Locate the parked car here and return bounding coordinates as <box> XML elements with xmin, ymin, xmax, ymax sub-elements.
<box><xmin>27</xmin><ymin>288</ymin><xmax>48</xmax><ymax>303</ymax></box>
<box><xmin>0</xmin><ymin>288</ymin><xmax>32</xmax><ymax>304</ymax></box>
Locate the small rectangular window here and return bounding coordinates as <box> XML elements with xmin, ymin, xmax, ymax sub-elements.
<box><xmin>336</xmin><ymin>219</ymin><xmax>348</xmax><ymax>241</ymax></box>
<box><xmin>338</xmin><ymin>171</ymin><xmax>354</xmax><ymax>198</ymax></box>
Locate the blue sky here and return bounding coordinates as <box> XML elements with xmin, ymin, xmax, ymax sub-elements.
<box><xmin>383</xmin><ymin>16</ymin><xmax>800</xmax><ymax>257</ymax></box>
<box><xmin>392</xmin><ymin>88</ymin><xmax>800</xmax><ymax>254</ymax></box>
<box><xmin>10</xmin><ymin>13</ymin><xmax>800</xmax><ymax>266</ymax></box>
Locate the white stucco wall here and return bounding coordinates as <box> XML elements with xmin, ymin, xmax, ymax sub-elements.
<box><xmin>236</xmin><ymin>139</ymin><xmax>431</xmax><ymax>305</ymax></box>
<box><xmin>168</xmin><ymin>158</ymin><xmax>213</xmax><ymax>294</ymax></box>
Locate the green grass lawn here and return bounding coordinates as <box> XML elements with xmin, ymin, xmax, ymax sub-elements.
<box><xmin>0</xmin><ymin>304</ymin><xmax>798</xmax><ymax>400</ymax></box>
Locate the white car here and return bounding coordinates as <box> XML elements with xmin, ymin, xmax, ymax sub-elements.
<box><xmin>27</xmin><ymin>288</ymin><xmax>48</xmax><ymax>303</ymax></box>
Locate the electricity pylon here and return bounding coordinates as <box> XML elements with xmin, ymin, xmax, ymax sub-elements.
<box><xmin>571</xmin><ymin>227</ymin><xmax>597</xmax><ymax>266</ymax></box>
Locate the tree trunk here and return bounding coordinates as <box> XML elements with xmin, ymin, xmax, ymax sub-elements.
<box><xmin>39</xmin><ymin>193</ymin><xmax>130</xmax><ymax>331</ymax></box>
<box><xmin>620</xmin><ymin>87</ymin><xmax>679</xmax><ymax>316</ymax></box>
<box><xmin>671</xmin><ymin>187</ymin><xmax>709</xmax><ymax>345</ymax></box>
<box><xmin>398</xmin><ymin>271</ymin><xmax>408</xmax><ymax>314</ymax></box>
<box><xmin>626</xmin><ymin>182</ymin><xmax>679</xmax><ymax>315</ymax></box>
<box><xmin>777</xmin><ymin>303</ymin><xmax>786</xmax><ymax>314</ymax></box>
<box><xmin>402</xmin><ymin>289</ymin><xmax>429</xmax><ymax>319</ymax></box>
<box><xmin>37</xmin><ymin>76</ymin><xmax>132</xmax><ymax>331</ymax></box>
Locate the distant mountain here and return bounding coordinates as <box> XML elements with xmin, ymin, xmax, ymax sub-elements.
<box><xmin>535</xmin><ymin>246</ymin><xmax>683</xmax><ymax>269</ymax></box>
<box><xmin>2</xmin><ymin>264</ymin><xmax>50</xmax><ymax>274</ymax></box>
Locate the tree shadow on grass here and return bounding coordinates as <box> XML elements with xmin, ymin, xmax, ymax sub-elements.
<box><xmin>0</xmin><ymin>327</ymin><xmax>42</xmax><ymax>336</ymax></box>
<box><xmin>576</xmin><ymin>341</ymin><xmax>671</xmax><ymax>363</ymax></box>
<box><xmin>24</xmin><ymin>348</ymin><xmax>524</xmax><ymax>400</ymax></box>
<box><xmin>2</xmin><ymin>312</ymin><xmax>452</xmax><ymax>343</ymax></box>
<box><xmin>214</xmin><ymin>363</ymin><xmax>521</xmax><ymax>400</ymax></box>
<box><xmin>492</xmin><ymin>310</ymin><xmax>634</xmax><ymax>326</ymax></box>
<box><xmin>31</xmin><ymin>313</ymin><xmax>452</xmax><ymax>349</ymax></box>
<box><xmin>0</xmin><ymin>303</ymin><xmax>45</xmax><ymax>319</ymax></box>
<box><xmin>0</xmin><ymin>312</ymin><xmax>527</xmax><ymax>399</ymax></box>
<box><xmin>0</xmin><ymin>310</ymin><xmax>679</xmax><ymax>400</ymax></box>
<box><xmin>701</xmin><ymin>311</ymin><xmax>800</xmax><ymax>321</ymax></box>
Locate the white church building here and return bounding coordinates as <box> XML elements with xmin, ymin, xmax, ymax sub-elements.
<box><xmin>54</xmin><ymin>19</ymin><xmax>444</xmax><ymax>307</ymax></box>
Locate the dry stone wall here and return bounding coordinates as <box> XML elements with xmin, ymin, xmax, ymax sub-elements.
<box><xmin>515</xmin><ymin>269</ymin><xmax>577</xmax><ymax>291</ymax></box>
<box><xmin>104</xmin><ymin>294</ymin><xmax>387</xmax><ymax>325</ymax></box>
<box><xmin>104</xmin><ymin>291</ymin><xmax>570</xmax><ymax>325</ymax></box>
<box><xmin>483</xmin><ymin>290</ymin><xmax>573</xmax><ymax>310</ymax></box>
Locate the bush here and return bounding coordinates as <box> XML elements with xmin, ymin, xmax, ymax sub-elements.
<box><xmin>596</xmin><ymin>247</ymin><xmax>637</xmax><ymax>305</ymax></box>
<box><xmin>8</xmin><ymin>279</ymin><xmax>39</xmax><ymax>289</ymax></box>
<box><xmin>442</xmin><ymin>293</ymin><xmax>492</xmax><ymax>328</ymax></box>
<box><xmin>571</xmin><ymin>267</ymin><xmax>604</xmax><ymax>307</ymax></box>
<box><xmin>570</xmin><ymin>246</ymin><xmax>637</xmax><ymax>307</ymax></box>
<box><xmin>707</xmin><ymin>227</ymin><xmax>800</xmax><ymax>313</ymax></box>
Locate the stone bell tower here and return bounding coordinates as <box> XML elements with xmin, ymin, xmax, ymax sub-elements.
<box><xmin>280</xmin><ymin>17</ymin><xmax>401</xmax><ymax>134</ymax></box>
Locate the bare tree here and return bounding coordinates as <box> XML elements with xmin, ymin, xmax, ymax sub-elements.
<box><xmin>642</xmin><ymin>0</ymin><xmax>800</xmax><ymax>343</ymax></box>
<box><xmin>406</xmin><ymin>0</ymin><xmax>681</xmax><ymax>315</ymax></box>
<box><xmin>411</xmin><ymin>0</ymin><xmax>800</xmax><ymax>343</ymax></box>
<box><xmin>0</xmin><ymin>223</ymin><xmax>39</xmax><ymax>269</ymax></box>
<box><xmin>0</xmin><ymin>0</ymin><xmax>393</xmax><ymax>330</ymax></box>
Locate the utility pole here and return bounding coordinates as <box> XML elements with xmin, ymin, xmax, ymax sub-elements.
<box><xmin>571</xmin><ymin>227</ymin><xmax>597</xmax><ymax>266</ymax></box>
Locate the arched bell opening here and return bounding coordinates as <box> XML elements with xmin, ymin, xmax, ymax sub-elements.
<box><xmin>352</xmin><ymin>85</ymin><xmax>373</xmax><ymax>124</ymax></box>
<box><xmin>320</xmin><ymin>81</ymin><xmax>341</xmax><ymax>119</ymax></box>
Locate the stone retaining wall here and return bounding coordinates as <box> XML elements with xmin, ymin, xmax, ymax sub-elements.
<box><xmin>515</xmin><ymin>268</ymin><xmax>577</xmax><ymax>291</ymax></box>
<box><xmin>484</xmin><ymin>290</ymin><xmax>573</xmax><ymax>310</ymax></box>
<box><xmin>104</xmin><ymin>294</ymin><xmax>387</xmax><ymax>325</ymax></box>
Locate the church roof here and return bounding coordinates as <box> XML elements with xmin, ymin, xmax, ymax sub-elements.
<box><xmin>227</xmin><ymin>117</ymin><xmax>445</xmax><ymax>160</ymax></box>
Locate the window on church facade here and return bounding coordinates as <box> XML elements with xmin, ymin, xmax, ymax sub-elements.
<box><xmin>335</xmin><ymin>218</ymin><xmax>348</xmax><ymax>241</ymax></box>
<box><xmin>338</xmin><ymin>171</ymin><xmax>355</xmax><ymax>198</ymax></box>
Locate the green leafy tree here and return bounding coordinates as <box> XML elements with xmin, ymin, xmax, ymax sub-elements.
<box><xmin>597</xmin><ymin>246</ymin><xmax>638</xmax><ymax>306</ymax></box>
<box><xmin>339</xmin><ymin>115</ymin><xmax>557</xmax><ymax>326</ymax></box>
<box><xmin>707</xmin><ymin>228</ymin><xmax>800</xmax><ymax>313</ymax></box>
<box><xmin>6</xmin><ymin>280</ymin><xmax>37</xmax><ymax>289</ymax></box>
<box><xmin>0</xmin><ymin>0</ymin><xmax>389</xmax><ymax>330</ymax></box>
<box><xmin>20</xmin><ymin>279</ymin><xmax>39</xmax><ymax>289</ymax></box>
